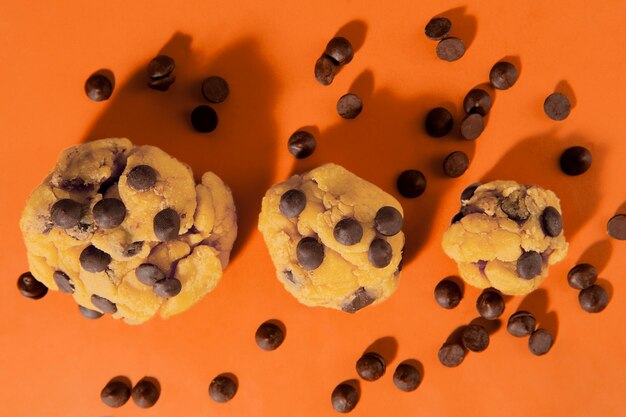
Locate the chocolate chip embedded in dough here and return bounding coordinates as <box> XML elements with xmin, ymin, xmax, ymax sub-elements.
<box><xmin>540</xmin><ymin>206</ymin><xmax>563</xmax><ymax>237</ymax></box>
<box><xmin>374</xmin><ymin>206</ymin><xmax>403</xmax><ymax>236</ymax></box>
<box><xmin>500</xmin><ymin>189</ymin><xmax>530</xmax><ymax>221</ymax></box>
<box><xmin>127</xmin><ymin>165</ymin><xmax>157</xmax><ymax>191</ymax></box>
<box><xmin>78</xmin><ymin>305</ymin><xmax>103</xmax><ymax>320</ymax></box>
<box><xmin>153</xmin><ymin>208</ymin><xmax>180</xmax><ymax>241</ymax></box>
<box><xmin>296</xmin><ymin>237</ymin><xmax>325</xmax><ymax>270</ymax></box>
<box><xmin>93</xmin><ymin>198</ymin><xmax>127</xmax><ymax>229</ymax></box>
<box><xmin>279</xmin><ymin>189</ymin><xmax>306</xmax><ymax>218</ymax></box>
<box><xmin>517</xmin><ymin>251</ymin><xmax>542</xmax><ymax>279</ymax></box>
<box><xmin>50</xmin><ymin>199</ymin><xmax>83</xmax><ymax>229</ymax></box>
<box><xmin>79</xmin><ymin>245</ymin><xmax>111</xmax><ymax>273</ymax></box>
<box><xmin>368</xmin><ymin>238</ymin><xmax>393</xmax><ymax>268</ymax></box>
<box><xmin>135</xmin><ymin>263</ymin><xmax>165</xmax><ymax>286</ymax></box>
<box><xmin>91</xmin><ymin>294</ymin><xmax>117</xmax><ymax>314</ymax></box>
<box><xmin>53</xmin><ymin>270</ymin><xmax>74</xmax><ymax>294</ymax></box>
<box><xmin>153</xmin><ymin>277</ymin><xmax>182</xmax><ymax>298</ymax></box>
<box><xmin>334</xmin><ymin>218</ymin><xmax>363</xmax><ymax>246</ymax></box>
<box><xmin>342</xmin><ymin>287</ymin><xmax>376</xmax><ymax>313</ymax></box>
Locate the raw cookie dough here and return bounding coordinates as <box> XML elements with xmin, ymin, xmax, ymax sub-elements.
<box><xmin>258</xmin><ymin>164</ymin><xmax>405</xmax><ymax>312</ymax></box>
<box><xmin>20</xmin><ymin>138</ymin><xmax>237</xmax><ymax>324</ymax></box>
<box><xmin>442</xmin><ymin>180</ymin><xmax>568</xmax><ymax>296</ymax></box>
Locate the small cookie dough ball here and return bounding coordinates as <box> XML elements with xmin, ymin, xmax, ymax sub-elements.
<box><xmin>258</xmin><ymin>163</ymin><xmax>405</xmax><ymax>312</ymax></box>
<box><xmin>442</xmin><ymin>180</ymin><xmax>568</xmax><ymax>295</ymax></box>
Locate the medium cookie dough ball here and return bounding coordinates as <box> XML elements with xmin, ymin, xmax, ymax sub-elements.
<box><xmin>258</xmin><ymin>163</ymin><xmax>405</xmax><ymax>312</ymax></box>
<box><xmin>20</xmin><ymin>138</ymin><xmax>237</xmax><ymax>324</ymax></box>
<box><xmin>442</xmin><ymin>180</ymin><xmax>568</xmax><ymax>295</ymax></box>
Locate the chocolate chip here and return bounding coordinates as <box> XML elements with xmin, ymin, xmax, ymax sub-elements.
<box><xmin>436</xmin><ymin>37</ymin><xmax>465</xmax><ymax>61</ymax></box>
<box><xmin>91</xmin><ymin>294</ymin><xmax>117</xmax><ymax>314</ymax></box>
<box><xmin>101</xmin><ymin>378</ymin><xmax>131</xmax><ymax>408</ymax></box>
<box><xmin>288</xmin><ymin>130</ymin><xmax>317</xmax><ymax>159</ymax></box>
<box><xmin>80</xmin><ymin>245</ymin><xmax>111</xmax><ymax>273</ymax></box>
<box><xmin>463</xmin><ymin>88</ymin><xmax>492</xmax><ymax>116</ymax></box>
<box><xmin>59</xmin><ymin>177</ymin><xmax>92</xmax><ymax>193</ymax></box>
<box><xmin>334</xmin><ymin>218</ymin><xmax>363</xmax><ymax>246</ymax></box>
<box><xmin>209</xmin><ymin>375</ymin><xmax>237</xmax><ymax>403</ymax></box>
<box><xmin>560</xmin><ymin>146</ymin><xmax>592</xmax><ymax>176</ymax></box>
<box><xmin>507</xmin><ymin>311</ymin><xmax>536</xmax><ymax>337</ymax></box>
<box><xmin>489</xmin><ymin>61</ymin><xmax>518</xmax><ymax>90</ymax></box>
<box><xmin>374</xmin><ymin>206</ymin><xmax>403</xmax><ymax>236</ymax></box>
<box><xmin>153</xmin><ymin>208</ymin><xmax>180</xmax><ymax>241</ymax></box>
<box><xmin>135</xmin><ymin>263</ymin><xmax>165</xmax><ymax>286</ymax></box>
<box><xmin>567</xmin><ymin>263</ymin><xmax>598</xmax><ymax>290</ymax></box>
<box><xmin>460</xmin><ymin>113</ymin><xmax>484</xmax><ymax>140</ymax></box>
<box><xmin>123</xmin><ymin>241</ymin><xmax>144</xmax><ymax>257</ymax></box>
<box><xmin>424</xmin><ymin>107</ymin><xmax>453</xmax><ymax>137</ymax></box>
<box><xmin>50</xmin><ymin>199</ymin><xmax>82</xmax><ymax>229</ymax></box>
<box><xmin>356</xmin><ymin>353</ymin><xmax>385</xmax><ymax>381</ymax></box>
<box><xmin>326</xmin><ymin>37</ymin><xmax>354</xmax><ymax>65</ymax></box>
<box><xmin>296</xmin><ymin>237</ymin><xmax>325</xmax><ymax>270</ymax></box>
<box><xmin>279</xmin><ymin>189</ymin><xmax>307</xmax><ymax>217</ymax></box>
<box><xmin>191</xmin><ymin>105</ymin><xmax>219</xmax><ymax>133</ymax></box>
<box><xmin>85</xmin><ymin>73</ymin><xmax>113</xmax><ymax>101</ymax></box>
<box><xmin>342</xmin><ymin>287</ymin><xmax>376</xmax><ymax>313</ymax></box>
<box><xmin>315</xmin><ymin>55</ymin><xmax>338</xmax><ymax>85</ymax></box>
<box><xmin>331</xmin><ymin>382</ymin><xmax>359</xmax><ymax>413</ymax></box>
<box><xmin>132</xmin><ymin>377</ymin><xmax>160</xmax><ymax>408</ymax></box>
<box><xmin>544</xmin><ymin>93</ymin><xmax>571</xmax><ymax>121</ymax></box>
<box><xmin>434</xmin><ymin>279</ymin><xmax>462</xmax><ymax>309</ymax></box>
<box><xmin>500</xmin><ymin>189</ymin><xmax>530</xmax><ymax>221</ymax></box>
<box><xmin>148</xmin><ymin>55</ymin><xmax>175</xmax><ymax>79</ymax></box>
<box><xmin>368</xmin><ymin>238</ymin><xmax>393</xmax><ymax>268</ymax></box>
<box><xmin>540</xmin><ymin>206</ymin><xmax>563</xmax><ymax>237</ymax></box>
<box><xmin>462</xmin><ymin>324</ymin><xmax>489</xmax><ymax>352</ymax></box>
<box><xmin>476</xmin><ymin>289</ymin><xmax>505</xmax><ymax>320</ymax></box>
<box><xmin>337</xmin><ymin>93</ymin><xmax>362</xmax><ymax>119</ymax></box>
<box><xmin>93</xmin><ymin>198</ymin><xmax>126</xmax><ymax>229</ymax></box>
<box><xmin>127</xmin><ymin>165</ymin><xmax>157</xmax><ymax>191</ymax></box>
<box><xmin>393</xmin><ymin>363</ymin><xmax>421</xmax><ymax>392</ymax></box>
<box><xmin>153</xmin><ymin>277</ymin><xmax>182</xmax><ymax>298</ymax></box>
<box><xmin>17</xmin><ymin>272</ymin><xmax>48</xmax><ymax>300</ymax></box>
<box><xmin>425</xmin><ymin>17</ymin><xmax>452</xmax><ymax>40</ymax></box>
<box><xmin>517</xmin><ymin>251</ymin><xmax>542</xmax><ymax>279</ymax></box>
<box><xmin>607</xmin><ymin>214</ymin><xmax>626</xmax><ymax>240</ymax></box>
<box><xmin>201</xmin><ymin>76</ymin><xmax>229</xmax><ymax>103</ymax></box>
<box><xmin>78</xmin><ymin>305</ymin><xmax>103</xmax><ymax>320</ymax></box>
<box><xmin>579</xmin><ymin>284</ymin><xmax>609</xmax><ymax>313</ymax></box>
<box><xmin>528</xmin><ymin>328</ymin><xmax>553</xmax><ymax>355</ymax></box>
<box><xmin>443</xmin><ymin>151</ymin><xmax>469</xmax><ymax>177</ymax></box>
<box><xmin>451</xmin><ymin>211</ymin><xmax>464</xmax><ymax>224</ymax></box>
<box><xmin>438</xmin><ymin>343</ymin><xmax>465</xmax><ymax>367</ymax></box>
<box><xmin>461</xmin><ymin>183</ymin><xmax>481</xmax><ymax>201</ymax></box>
<box><xmin>397</xmin><ymin>169</ymin><xmax>427</xmax><ymax>198</ymax></box>
<box><xmin>255</xmin><ymin>321</ymin><xmax>285</xmax><ymax>351</ymax></box>
<box><xmin>52</xmin><ymin>271</ymin><xmax>74</xmax><ymax>294</ymax></box>
<box><xmin>148</xmin><ymin>74</ymin><xmax>176</xmax><ymax>91</ymax></box>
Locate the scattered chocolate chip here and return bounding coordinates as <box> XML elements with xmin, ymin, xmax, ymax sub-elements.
<box><xmin>296</xmin><ymin>237</ymin><xmax>325</xmax><ymax>270</ymax></box>
<box><xmin>136</xmin><ymin>263</ymin><xmax>166</xmax><ymax>286</ymax></box>
<box><xmin>334</xmin><ymin>218</ymin><xmax>363</xmax><ymax>246</ymax></box>
<box><xmin>132</xmin><ymin>377</ymin><xmax>160</xmax><ymax>408</ymax></box>
<box><xmin>148</xmin><ymin>74</ymin><xmax>176</xmax><ymax>91</ymax></box>
<box><xmin>540</xmin><ymin>206</ymin><xmax>563</xmax><ymax>237</ymax></box>
<box><xmin>85</xmin><ymin>73</ymin><xmax>113</xmax><ymax>101</ymax></box>
<box><xmin>560</xmin><ymin>146</ymin><xmax>592</xmax><ymax>176</ymax></box>
<box><xmin>424</xmin><ymin>107</ymin><xmax>453</xmax><ymax>137</ymax></box>
<box><xmin>337</xmin><ymin>93</ymin><xmax>362</xmax><ymax>119</ymax></box>
<box><xmin>331</xmin><ymin>383</ymin><xmax>359</xmax><ymax>413</ymax></box>
<box><xmin>325</xmin><ymin>37</ymin><xmax>354</xmax><ymax>65</ymax></box>
<box><xmin>579</xmin><ymin>284</ymin><xmax>609</xmax><ymax>313</ymax></box>
<box><xmin>368</xmin><ymin>238</ymin><xmax>393</xmax><ymax>268</ymax></box>
<box><xmin>79</xmin><ymin>305</ymin><xmax>103</xmax><ymax>319</ymax></box>
<box><xmin>544</xmin><ymin>93</ymin><xmax>571</xmax><ymax>121</ymax></box>
<box><xmin>288</xmin><ymin>130</ymin><xmax>317</xmax><ymax>159</ymax></box>
<box><xmin>79</xmin><ymin>245</ymin><xmax>111</xmax><ymax>273</ymax></box>
<box><xmin>434</xmin><ymin>279</ymin><xmax>462</xmax><ymax>309</ymax></box>
<box><xmin>374</xmin><ymin>206</ymin><xmax>403</xmax><ymax>236</ymax></box>
<box><xmin>91</xmin><ymin>294</ymin><xmax>117</xmax><ymax>314</ymax></box>
<box><xmin>342</xmin><ymin>287</ymin><xmax>376</xmax><ymax>313</ymax></box>
<box><xmin>500</xmin><ymin>189</ymin><xmax>530</xmax><ymax>221</ymax></box>
<box><xmin>255</xmin><ymin>321</ymin><xmax>285</xmax><ymax>351</ymax></box>
<box><xmin>191</xmin><ymin>105</ymin><xmax>218</xmax><ymax>133</ymax></box>
<box><xmin>17</xmin><ymin>272</ymin><xmax>48</xmax><ymax>300</ymax></box>
<box><xmin>517</xmin><ymin>251</ymin><xmax>542</xmax><ymax>279</ymax></box>
<box><xmin>489</xmin><ymin>61</ymin><xmax>518</xmax><ymax>90</ymax></box>
<box><xmin>201</xmin><ymin>76</ymin><xmax>229</xmax><ymax>103</ymax></box>
<box><xmin>463</xmin><ymin>88</ymin><xmax>492</xmax><ymax>116</ymax></box>
<box><xmin>127</xmin><ymin>165</ymin><xmax>157</xmax><ymax>191</ymax></box>
<box><xmin>53</xmin><ymin>271</ymin><xmax>74</xmax><ymax>294</ymax></box>
<box><xmin>93</xmin><ymin>198</ymin><xmax>126</xmax><ymax>229</ymax></box>
<box><xmin>462</xmin><ymin>324</ymin><xmax>489</xmax><ymax>352</ymax></box>
<box><xmin>461</xmin><ymin>183</ymin><xmax>481</xmax><ymax>201</ymax></box>
<box><xmin>123</xmin><ymin>241</ymin><xmax>144</xmax><ymax>257</ymax></box>
<box><xmin>507</xmin><ymin>311</ymin><xmax>536</xmax><ymax>337</ymax></box>
<box><xmin>607</xmin><ymin>214</ymin><xmax>626</xmax><ymax>240</ymax></box>
<box><xmin>279</xmin><ymin>189</ymin><xmax>307</xmax><ymax>217</ymax></box>
<box><xmin>315</xmin><ymin>55</ymin><xmax>338</xmax><ymax>85</ymax></box>
<box><xmin>101</xmin><ymin>378</ymin><xmax>131</xmax><ymax>408</ymax></box>
<box><xmin>443</xmin><ymin>151</ymin><xmax>469</xmax><ymax>178</ymax></box>
<box><xmin>438</xmin><ymin>343</ymin><xmax>465</xmax><ymax>367</ymax></box>
<box><xmin>528</xmin><ymin>328</ymin><xmax>553</xmax><ymax>355</ymax></box>
<box><xmin>153</xmin><ymin>278</ymin><xmax>182</xmax><ymax>298</ymax></box>
<box><xmin>425</xmin><ymin>17</ymin><xmax>452</xmax><ymax>40</ymax></box>
<box><xmin>397</xmin><ymin>169</ymin><xmax>427</xmax><ymax>198</ymax></box>
<box><xmin>460</xmin><ymin>113</ymin><xmax>484</xmax><ymax>140</ymax></box>
<box><xmin>356</xmin><ymin>352</ymin><xmax>385</xmax><ymax>381</ymax></box>
<box><xmin>50</xmin><ymin>199</ymin><xmax>82</xmax><ymax>229</ymax></box>
<box><xmin>436</xmin><ymin>37</ymin><xmax>465</xmax><ymax>61</ymax></box>
<box><xmin>393</xmin><ymin>363</ymin><xmax>421</xmax><ymax>392</ymax></box>
<box><xmin>148</xmin><ymin>55</ymin><xmax>175</xmax><ymax>79</ymax></box>
<box><xmin>209</xmin><ymin>375</ymin><xmax>237</xmax><ymax>403</ymax></box>
<box><xmin>153</xmin><ymin>208</ymin><xmax>180</xmax><ymax>241</ymax></box>
<box><xmin>567</xmin><ymin>263</ymin><xmax>598</xmax><ymax>290</ymax></box>
<box><xmin>476</xmin><ymin>289</ymin><xmax>505</xmax><ymax>320</ymax></box>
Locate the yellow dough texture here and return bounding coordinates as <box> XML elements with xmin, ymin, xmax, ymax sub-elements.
<box><xmin>19</xmin><ymin>138</ymin><xmax>237</xmax><ymax>324</ymax></box>
<box><xmin>441</xmin><ymin>180</ymin><xmax>568</xmax><ymax>296</ymax></box>
<box><xmin>258</xmin><ymin>164</ymin><xmax>405</xmax><ymax>313</ymax></box>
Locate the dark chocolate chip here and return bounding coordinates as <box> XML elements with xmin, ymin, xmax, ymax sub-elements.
<box><xmin>451</xmin><ymin>211</ymin><xmax>464</xmax><ymax>224</ymax></box>
<box><xmin>127</xmin><ymin>165</ymin><xmax>157</xmax><ymax>191</ymax></box>
<box><xmin>463</xmin><ymin>88</ymin><xmax>492</xmax><ymax>116</ymax></box>
<box><xmin>50</xmin><ymin>199</ymin><xmax>82</xmax><ymax>229</ymax></box>
<box><xmin>78</xmin><ymin>305</ymin><xmax>103</xmax><ymax>320</ymax></box>
<box><xmin>279</xmin><ymin>189</ymin><xmax>307</xmax><ymax>217</ymax></box>
<box><xmin>337</xmin><ymin>93</ymin><xmax>362</xmax><ymax>119</ymax></box>
<box><xmin>209</xmin><ymin>375</ymin><xmax>237</xmax><ymax>403</ymax></box>
<box><xmin>314</xmin><ymin>55</ymin><xmax>338</xmax><ymax>86</ymax></box>
<box><xmin>368</xmin><ymin>238</ymin><xmax>393</xmax><ymax>268</ymax></box>
<box><xmin>476</xmin><ymin>289</ymin><xmax>505</xmax><ymax>320</ymax></box>
<box><xmin>59</xmin><ymin>177</ymin><xmax>93</xmax><ymax>193</ymax></box>
<box><xmin>148</xmin><ymin>74</ymin><xmax>176</xmax><ymax>91</ymax></box>
<box><xmin>443</xmin><ymin>151</ymin><xmax>470</xmax><ymax>177</ymax></box>
<box><xmin>425</xmin><ymin>17</ymin><xmax>452</xmax><ymax>40</ymax></box>
<box><xmin>544</xmin><ymin>93</ymin><xmax>571</xmax><ymax>121</ymax></box>
<box><xmin>356</xmin><ymin>352</ymin><xmax>385</xmax><ymax>381</ymax></box>
<box><xmin>202</xmin><ymin>76</ymin><xmax>229</xmax><ymax>103</ymax></box>
<box><xmin>528</xmin><ymin>328</ymin><xmax>553</xmax><ymax>355</ymax></box>
<box><xmin>607</xmin><ymin>214</ymin><xmax>626</xmax><ymax>240</ymax></box>
<box><xmin>397</xmin><ymin>169</ymin><xmax>427</xmax><ymax>198</ymax></box>
<box><xmin>123</xmin><ymin>241</ymin><xmax>144</xmax><ymax>257</ymax></box>
<box><xmin>93</xmin><ymin>198</ymin><xmax>126</xmax><ymax>229</ymax></box>
<box><xmin>425</xmin><ymin>107</ymin><xmax>453</xmax><ymax>137</ymax></box>
<box><xmin>85</xmin><ymin>73</ymin><xmax>113</xmax><ymax>101</ymax></box>
<box><xmin>153</xmin><ymin>278</ymin><xmax>182</xmax><ymax>298</ymax></box>
<box><xmin>325</xmin><ymin>37</ymin><xmax>354</xmax><ymax>65</ymax></box>
<box><xmin>135</xmin><ymin>263</ymin><xmax>165</xmax><ymax>286</ymax></box>
<box><xmin>393</xmin><ymin>363</ymin><xmax>421</xmax><ymax>392</ymax></box>
<box><xmin>436</xmin><ymin>37</ymin><xmax>465</xmax><ymax>61</ymax></box>
<box><xmin>53</xmin><ymin>270</ymin><xmax>74</xmax><ymax>294</ymax></box>
<box><xmin>255</xmin><ymin>321</ymin><xmax>285</xmax><ymax>351</ymax></box>
<box><xmin>147</xmin><ymin>55</ymin><xmax>175</xmax><ymax>79</ymax></box>
<box><xmin>17</xmin><ymin>272</ymin><xmax>48</xmax><ymax>300</ymax></box>
<box><xmin>507</xmin><ymin>311</ymin><xmax>536</xmax><ymax>337</ymax></box>
<box><xmin>500</xmin><ymin>189</ymin><xmax>530</xmax><ymax>221</ymax></box>
<box><xmin>334</xmin><ymin>218</ymin><xmax>363</xmax><ymax>246</ymax></box>
<box><xmin>91</xmin><ymin>294</ymin><xmax>117</xmax><ymax>314</ymax></box>
<box><xmin>101</xmin><ymin>378</ymin><xmax>131</xmax><ymax>408</ymax></box>
<box><xmin>579</xmin><ymin>284</ymin><xmax>609</xmax><ymax>313</ymax></box>
<box><xmin>132</xmin><ymin>377</ymin><xmax>160</xmax><ymax>408</ymax></box>
<box><xmin>331</xmin><ymin>383</ymin><xmax>359</xmax><ymax>413</ymax></box>
<box><xmin>438</xmin><ymin>343</ymin><xmax>465</xmax><ymax>367</ymax></box>
<box><xmin>191</xmin><ymin>105</ymin><xmax>218</xmax><ymax>133</ymax></box>
<box><xmin>560</xmin><ymin>146</ymin><xmax>592</xmax><ymax>176</ymax></box>
<box><xmin>567</xmin><ymin>263</ymin><xmax>598</xmax><ymax>289</ymax></box>
<box><xmin>489</xmin><ymin>61</ymin><xmax>519</xmax><ymax>90</ymax></box>
<box><xmin>540</xmin><ymin>206</ymin><xmax>563</xmax><ymax>237</ymax></box>
<box><xmin>296</xmin><ymin>237</ymin><xmax>325</xmax><ymax>270</ymax></box>
<box><xmin>460</xmin><ymin>113</ymin><xmax>484</xmax><ymax>140</ymax></box>
<box><xmin>153</xmin><ymin>208</ymin><xmax>180</xmax><ymax>241</ymax></box>
<box><xmin>79</xmin><ymin>245</ymin><xmax>111</xmax><ymax>273</ymax></box>
<box><xmin>462</xmin><ymin>324</ymin><xmax>489</xmax><ymax>352</ymax></box>
<box><xmin>517</xmin><ymin>251</ymin><xmax>542</xmax><ymax>279</ymax></box>
<box><xmin>288</xmin><ymin>130</ymin><xmax>317</xmax><ymax>159</ymax></box>
<box><xmin>374</xmin><ymin>206</ymin><xmax>403</xmax><ymax>236</ymax></box>
<box><xmin>461</xmin><ymin>183</ymin><xmax>481</xmax><ymax>201</ymax></box>
<box><xmin>434</xmin><ymin>279</ymin><xmax>462</xmax><ymax>309</ymax></box>
<box><xmin>342</xmin><ymin>287</ymin><xmax>376</xmax><ymax>313</ymax></box>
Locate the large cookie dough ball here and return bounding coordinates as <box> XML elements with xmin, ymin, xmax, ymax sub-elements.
<box><xmin>19</xmin><ymin>138</ymin><xmax>237</xmax><ymax>324</ymax></box>
<box><xmin>259</xmin><ymin>164</ymin><xmax>405</xmax><ymax>313</ymax></box>
<box><xmin>442</xmin><ymin>180</ymin><xmax>568</xmax><ymax>295</ymax></box>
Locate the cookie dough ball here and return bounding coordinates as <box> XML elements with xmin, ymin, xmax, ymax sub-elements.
<box><xmin>20</xmin><ymin>138</ymin><xmax>237</xmax><ymax>324</ymax></box>
<box><xmin>258</xmin><ymin>163</ymin><xmax>405</xmax><ymax>312</ymax></box>
<box><xmin>442</xmin><ymin>180</ymin><xmax>568</xmax><ymax>295</ymax></box>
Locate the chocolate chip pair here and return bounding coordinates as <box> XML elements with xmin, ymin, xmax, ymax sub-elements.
<box><xmin>147</xmin><ymin>55</ymin><xmax>176</xmax><ymax>91</ymax></box>
<box><xmin>191</xmin><ymin>76</ymin><xmax>229</xmax><ymax>133</ymax></box>
<box><xmin>101</xmin><ymin>376</ymin><xmax>160</xmax><ymax>408</ymax></box>
<box><xmin>506</xmin><ymin>311</ymin><xmax>554</xmax><ymax>355</ymax></box>
<box><xmin>567</xmin><ymin>263</ymin><xmax>609</xmax><ymax>313</ymax></box>
<box><xmin>315</xmin><ymin>37</ymin><xmax>354</xmax><ymax>86</ymax></box>
<box><xmin>424</xmin><ymin>16</ymin><xmax>465</xmax><ymax>62</ymax></box>
<box><xmin>135</xmin><ymin>263</ymin><xmax>182</xmax><ymax>299</ymax></box>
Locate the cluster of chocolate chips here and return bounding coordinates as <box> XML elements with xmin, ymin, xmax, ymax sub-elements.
<box><xmin>191</xmin><ymin>75</ymin><xmax>229</xmax><ymax>133</ymax></box>
<box><xmin>507</xmin><ymin>311</ymin><xmax>554</xmax><ymax>356</ymax></box>
<box><xmin>315</xmin><ymin>37</ymin><xmax>354</xmax><ymax>86</ymax></box>
<box><xmin>424</xmin><ymin>17</ymin><xmax>465</xmax><ymax>62</ymax></box>
<box><xmin>101</xmin><ymin>376</ymin><xmax>160</xmax><ymax>409</ymax></box>
<box><xmin>567</xmin><ymin>263</ymin><xmax>609</xmax><ymax>313</ymax></box>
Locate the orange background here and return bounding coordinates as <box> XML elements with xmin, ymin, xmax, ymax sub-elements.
<box><xmin>1</xmin><ymin>1</ymin><xmax>626</xmax><ymax>416</ymax></box>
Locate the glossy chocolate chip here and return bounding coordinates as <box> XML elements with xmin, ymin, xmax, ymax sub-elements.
<box><xmin>501</xmin><ymin>190</ymin><xmax>530</xmax><ymax>221</ymax></box>
<box><xmin>356</xmin><ymin>352</ymin><xmax>385</xmax><ymax>381</ymax></box>
<box><xmin>434</xmin><ymin>279</ymin><xmax>462</xmax><ymax>309</ymax></box>
<box><xmin>544</xmin><ymin>93</ymin><xmax>571</xmax><ymax>121</ymax></box>
<box><xmin>288</xmin><ymin>130</ymin><xmax>317</xmax><ymax>158</ymax></box>
<box><xmin>93</xmin><ymin>198</ymin><xmax>126</xmax><ymax>229</ymax></box>
<box><xmin>463</xmin><ymin>88</ymin><xmax>492</xmax><ymax>116</ymax></box>
<box><xmin>462</xmin><ymin>324</ymin><xmax>489</xmax><ymax>352</ymax></box>
<box><xmin>79</xmin><ymin>245</ymin><xmax>111</xmax><ymax>273</ymax></box>
<box><xmin>461</xmin><ymin>183</ymin><xmax>481</xmax><ymax>201</ymax></box>
<box><xmin>255</xmin><ymin>321</ymin><xmax>285</xmax><ymax>351</ymax></box>
<box><xmin>279</xmin><ymin>189</ymin><xmax>306</xmax><ymax>217</ymax></box>
<box><xmin>393</xmin><ymin>363</ymin><xmax>421</xmax><ymax>392</ymax></box>
<box><xmin>607</xmin><ymin>214</ymin><xmax>626</xmax><ymax>240</ymax></box>
<box><xmin>517</xmin><ymin>251</ymin><xmax>542</xmax><ymax>279</ymax></box>
<box><xmin>540</xmin><ymin>206</ymin><xmax>562</xmax><ymax>237</ymax></box>
<box><xmin>135</xmin><ymin>263</ymin><xmax>165</xmax><ymax>286</ymax></box>
<box><xmin>476</xmin><ymin>289</ymin><xmax>505</xmax><ymax>320</ymax></box>
<box><xmin>567</xmin><ymin>263</ymin><xmax>598</xmax><ymax>289</ymax></box>
<box><xmin>331</xmin><ymin>383</ymin><xmax>359</xmax><ymax>413</ymax></box>
<box><xmin>507</xmin><ymin>311</ymin><xmax>536</xmax><ymax>337</ymax></box>
<box><xmin>425</xmin><ymin>17</ymin><xmax>452</xmax><ymax>40</ymax></box>
<box><xmin>132</xmin><ymin>377</ymin><xmax>160</xmax><ymax>408</ymax></box>
<box><xmin>397</xmin><ymin>169</ymin><xmax>427</xmax><ymax>198</ymax></box>
<box><xmin>209</xmin><ymin>375</ymin><xmax>237</xmax><ymax>403</ymax></box>
<box><xmin>438</xmin><ymin>343</ymin><xmax>465</xmax><ymax>367</ymax></box>
<box><xmin>78</xmin><ymin>305</ymin><xmax>104</xmax><ymax>320</ymax></box>
<box><xmin>443</xmin><ymin>151</ymin><xmax>469</xmax><ymax>177</ymax></box>
<box><xmin>326</xmin><ymin>37</ymin><xmax>354</xmax><ymax>65</ymax></box>
<box><xmin>374</xmin><ymin>206</ymin><xmax>403</xmax><ymax>236</ymax></box>
<box><xmin>191</xmin><ymin>105</ymin><xmax>218</xmax><ymax>133</ymax></box>
<box><xmin>202</xmin><ymin>76</ymin><xmax>229</xmax><ymax>103</ymax></box>
<box><xmin>560</xmin><ymin>146</ymin><xmax>592</xmax><ymax>176</ymax></box>
<box><xmin>460</xmin><ymin>113</ymin><xmax>484</xmax><ymax>140</ymax></box>
<box><xmin>342</xmin><ymin>287</ymin><xmax>376</xmax><ymax>313</ymax></box>
<box><xmin>85</xmin><ymin>73</ymin><xmax>113</xmax><ymax>101</ymax></box>
<box><xmin>425</xmin><ymin>107</ymin><xmax>453</xmax><ymax>137</ymax></box>
<box><xmin>17</xmin><ymin>272</ymin><xmax>48</xmax><ymax>300</ymax></box>
<box><xmin>579</xmin><ymin>285</ymin><xmax>609</xmax><ymax>313</ymax></box>
<box><xmin>91</xmin><ymin>294</ymin><xmax>117</xmax><ymax>314</ymax></box>
<box><xmin>368</xmin><ymin>238</ymin><xmax>393</xmax><ymax>268</ymax></box>
<box><xmin>296</xmin><ymin>237</ymin><xmax>325</xmax><ymax>270</ymax></box>
<box><xmin>489</xmin><ymin>61</ymin><xmax>519</xmax><ymax>90</ymax></box>
<box><xmin>334</xmin><ymin>218</ymin><xmax>363</xmax><ymax>246</ymax></box>
<box><xmin>528</xmin><ymin>328</ymin><xmax>553</xmax><ymax>356</ymax></box>
<box><xmin>153</xmin><ymin>278</ymin><xmax>182</xmax><ymax>298</ymax></box>
<box><xmin>53</xmin><ymin>271</ymin><xmax>74</xmax><ymax>294</ymax></box>
<box><xmin>337</xmin><ymin>93</ymin><xmax>362</xmax><ymax>119</ymax></box>
<box><xmin>50</xmin><ymin>199</ymin><xmax>82</xmax><ymax>229</ymax></box>
<box><xmin>436</xmin><ymin>37</ymin><xmax>465</xmax><ymax>61</ymax></box>
<box><xmin>153</xmin><ymin>208</ymin><xmax>180</xmax><ymax>241</ymax></box>
<box><xmin>147</xmin><ymin>55</ymin><xmax>175</xmax><ymax>79</ymax></box>
<box><xmin>314</xmin><ymin>55</ymin><xmax>338</xmax><ymax>86</ymax></box>
<box><xmin>101</xmin><ymin>378</ymin><xmax>131</xmax><ymax>408</ymax></box>
<box><xmin>147</xmin><ymin>73</ymin><xmax>176</xmax><ymax>91</ymax></box>
<box><xmin>127</xmin><ymin>165</ymin><xmax>157</xmax><ymax>191</ymax></box>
